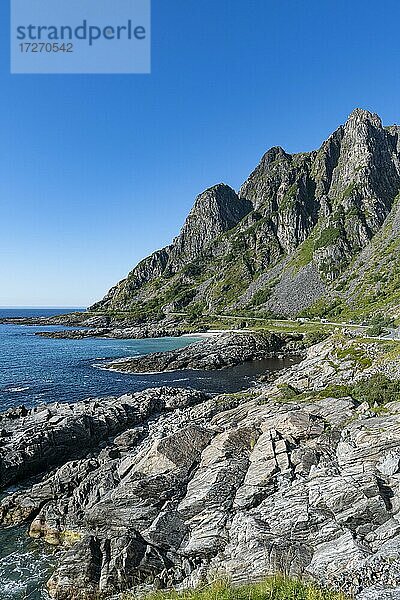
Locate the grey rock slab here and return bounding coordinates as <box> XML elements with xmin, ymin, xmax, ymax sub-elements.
<box><xmin>3</xmin><ymin>335</ymin><xmax>400</xmax><ymax>598</ymax></box>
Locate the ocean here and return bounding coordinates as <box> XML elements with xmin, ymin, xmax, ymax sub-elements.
<box><xmin>0</xmin><ymin>308</ymin><xmax>296</xmax><ymax>599</ymax></box>
<box><xmin>0</xmin><ymin>308</ymin><xmax>295</xmax><ymax>411</ymax></box>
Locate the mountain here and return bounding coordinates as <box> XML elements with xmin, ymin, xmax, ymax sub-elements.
<box><xmin>91</xmin><ymin>109</ymin><xmax>400</xmax><ymax>322</ymax></box>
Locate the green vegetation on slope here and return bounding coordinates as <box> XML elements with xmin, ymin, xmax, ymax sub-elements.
<box><xmin>122</xmin><ymin>578</ymin><xmax>347</xmax><ymax>600</ymax></box>
<box><xmin>276</xmin><ymin>374</ymin><xmax>400</xmax><ymax>411</ymax></box>
<box><xmin>314</xmin><ymin>226</ymin><xmax>342</xmax><ymax>250</ymax></box>
<box><xmin>301</xmin><ymin>193</ymin><xmax>400</xmax><ymax>322</ymax></box>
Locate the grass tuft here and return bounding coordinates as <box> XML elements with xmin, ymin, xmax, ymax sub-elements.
<box><xmin>272</xmin><ymin>374</ymin><xmax>400</xmax><ymax>412</ymax></box>
<box><xmin>120</xmin><ymin>578</ymin><xmax>348</xmax><ymax>600</ymax></box>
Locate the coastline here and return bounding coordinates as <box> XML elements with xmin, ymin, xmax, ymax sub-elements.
<box><xmin>99</xmin><ymin>330</ymin><xmax>305</xmax><ymax>374</ymax></box>
<box><xmin>2</xmin><ymin>310</ymin><xmax>400</xmax><ymax>600</ymax></box>
<box><xmin>180</xmin><ymin>330</ymin><xmax>227</xmax><ymax>337</ymax></box>
<box><xmin>2</xmin><ymin>333</ymin><xmax>400</xmax><ymax>599</ymax></box>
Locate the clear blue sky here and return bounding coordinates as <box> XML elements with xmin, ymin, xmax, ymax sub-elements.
<box><xmin>1</xmin><ymin>0</ymin><xmax>400</xmax><ymax>307</ymax></box>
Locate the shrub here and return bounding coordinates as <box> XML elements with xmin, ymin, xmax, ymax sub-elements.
<box><xmin>367</xmin><ymin>324</ymin><xmax>384</xmax><ymax>337</ymax></box>
<box><xmin>350</xmin><ymin>374</ymin><xmax>400</xmax><ymax>408</ymax></box>
<box><xmin>370</xmin><ymin>312</ymin><xmax>394</xmax><ymax>328</ymax></box>
<box><xmin>367</xmin><ymin>312</ymin><xmax>394</xmax><ymax>337</ymax></box>
<box><xmin>187</xmin><ymin>303</ymin><xmax>204</xmax><ymax>323</ymax></box>
<box><xmin>252</xmin><ymin>288</ymin><xmax>272</xmax><ymax>306</ymax></box>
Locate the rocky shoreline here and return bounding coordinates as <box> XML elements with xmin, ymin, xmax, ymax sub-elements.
<box><xmin>0</xmin><ymin>312</ymin><xmax>88</xmax><ymax>327</ymax></box>
<box><xmin>102</xmin><ymin>331</ymin><xmax>305</xmax><ymax>373</ymax></box>
<box><xmin>0</xmin><ymin>312</ymin><xmax>195</xmax><ymax>340</ymax></box>
<box><xmin>35</xmin><ymin>325</ymin><xmax>188</xmax><ymax>340</ymax></box>
<box><xmin>1</xmin><ymin>335</ymin><xmax>400</xmax><ymax>599</ymax></box>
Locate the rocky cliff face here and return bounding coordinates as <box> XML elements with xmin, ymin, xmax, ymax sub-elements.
<box><xmin>91</xmin><ymin>184</ymin><xmax>252</xmax><ymax>312</ymax></box>
<box><xmin>91</xmin><ymin>109</ymin><xmax>400</xmax><ymax>321</ymax></box>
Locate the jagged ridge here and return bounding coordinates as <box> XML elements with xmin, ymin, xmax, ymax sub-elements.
<box><xmin>92</xmin><ymin>109</ymin><xmax>400</xmax><ymax>321</ymax></box>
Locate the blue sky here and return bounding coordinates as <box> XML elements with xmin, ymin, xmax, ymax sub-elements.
<box><xmin>1</xmin><ymin>0</ymin><xmax>400</xmax><ymax>307</ymax></box>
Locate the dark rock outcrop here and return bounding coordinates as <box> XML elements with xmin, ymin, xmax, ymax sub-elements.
<box><xmin>103</xmin><ymin>331</ymin><xmax>304</xmax><ymax>373</ymax></box>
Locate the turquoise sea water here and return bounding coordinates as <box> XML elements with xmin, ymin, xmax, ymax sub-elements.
<box><xmin>0</xmin><ymin>308</ymin><xmax>293</xmax><ymax>411</ymax></box>
<box><xmin>0</xmin><ymin>308</ymin><xmax>297</xmax><ymax>599</ymax></box>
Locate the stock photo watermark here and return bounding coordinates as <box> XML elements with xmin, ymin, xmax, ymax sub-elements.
<box><xmin>11</xmin><ymin>0</ymin><xmax>151</xmax><ymax>74</ymax></box>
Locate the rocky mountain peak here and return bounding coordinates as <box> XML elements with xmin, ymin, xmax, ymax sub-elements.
<box><xmin>328</xmin><ymin>108</ymin><xmax>400</xmax><ymax>224</ymax></box>
<box><xmin>91</xmin><ymin>183</ymin><xmax>252</xmax><ymax>310</ymax></box>
<box><xmin>168</xmin><ymin>183</ymin><xmax>252</xmax><ymax>268</ymax></box>
<box><xmin>183</xmin><ymin>183</ymin><xmax>249</xmax><ymax>221</ymax></box>
<box><xmin>260</xmin><ymin>146</ymin><xmax>289</xmax><ymax>163</ymax></box>
<box><xmin>92</xmin><ymin>108</ymin><xmax>400</xmax><ymax>320</ymax></box>
<box><xmin>346</xmin><ymin>107</ymin><xmax>383</xmax><ymax>128</ymax></box>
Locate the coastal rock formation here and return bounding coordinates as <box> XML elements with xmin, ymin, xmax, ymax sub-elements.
<box><xmin>89</xmin><ymin>109</ymin><xmax>400</xmax><ymax>322</ymax></box>
<box><xmin>103</xmin><ymin>331</ymin><xmax>304</xmax><ymax>373</ymax></box>
<box><xmin>2</xmin><ymin>338</ymin><xmax>400</xmax><ymax>599</ymax></box>
<box><xmin>35</xmin><ymin>324</ymin><xmax>186</xmax><ymax>340</ymax></box>
<box><xmin>0</xmin><ymin>387</ymin><xmax>208</xmax><ymax>490</ymax></box>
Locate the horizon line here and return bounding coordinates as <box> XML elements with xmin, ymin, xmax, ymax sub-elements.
<box><xmin>0</xmin><ymin>305</ymin><xmax>87</xmax><ymax>309</ymax></box>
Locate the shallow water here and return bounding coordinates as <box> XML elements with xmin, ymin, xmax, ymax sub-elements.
<box><xmin>0</xmin><ymin>526</ymin><xmax>56</xmax><ymax>600</ymax></box>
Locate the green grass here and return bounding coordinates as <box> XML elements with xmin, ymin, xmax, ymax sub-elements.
<box><xmin>292</xmin><ymin>236</ymin><xmax>315</xmax><ymax>269</ymax></box>
<box><xmin>334</xmin><ymin>345</ymin><xmax>372</xmax><ymax>369</ymax></box>
<box><xmin>349</xmin><ymin>374</ymin><xmax>400</xmax><ymax>408</ymax></box>
<box><xmin>274</xmin><ymin>374</ymin><xmax>400</xmax><ymax>412</ymax></box>
<box><xmin>219</xmin><ymin>391</ymin><xmax>260</xmax><ymax>402</ymax></box>
<box><xmin>314</xmin><ymin>227</ymin><xmax>342</xmax><ymax>250</ymax></box>
<box><xmin>273</xmin><ymin>383</ymin><xmax>351</xmax><ymax>404</ymax></box>
<box><xmin>121</xmin><ymin>578</ymin><xmax>348</xmax><ymax>600</ymax></box>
